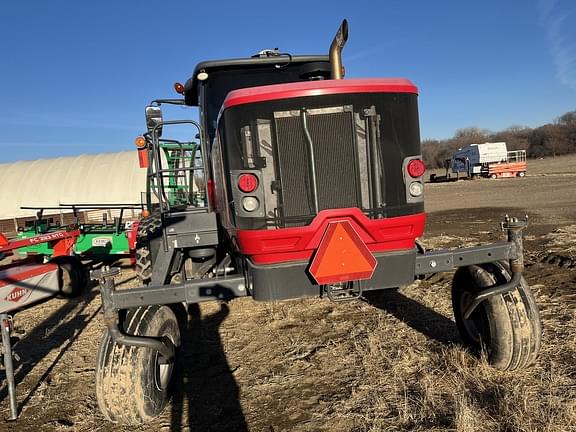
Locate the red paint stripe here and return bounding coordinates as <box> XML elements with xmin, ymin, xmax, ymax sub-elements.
<box><xmin>0</xmin><ymin>229</ymin><xmax>80</xmax><ymax>253</ymax></box>
<box><xmin>0</xmin><ymin>263</ymin><xmax>58</xmax><ymax>288</ymax></box>
<box><xmin>223</xmin><ymin>78</ymin><xmax>418</xmax><ymax>110</ymax></box>
<box><xmin>236</xmin><ymin>209</ymin><xmax>425</xmax><ymax>264</ymax></box>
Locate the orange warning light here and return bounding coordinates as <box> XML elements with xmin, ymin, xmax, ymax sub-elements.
<box><xmin>174</xmin><ymin>82</ymin><xmax>185</xmax><ymax>94</ymax></box>
<box><xmin>309</xmin><ymin>221</ymin><xmax>377</xmax><ymax>285</ymax></box>
<box><xmin>135</xmin><ymin>136</ymin><xmax>147</xmax><ymax>148</ymax></box>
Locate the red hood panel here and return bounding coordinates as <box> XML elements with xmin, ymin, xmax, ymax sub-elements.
<box><xmin>223</xmin><ymin>78</ymin><xmax>418</xmax><ymax>110</ymax></box>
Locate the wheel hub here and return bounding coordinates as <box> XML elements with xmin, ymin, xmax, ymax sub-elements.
<box><xmin>154</xmin><ymin>336</ymin><xmax>175</xmax><ymax>391</ymax></box>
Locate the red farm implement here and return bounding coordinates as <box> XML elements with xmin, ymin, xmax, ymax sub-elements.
<box><xmin>0</xmin><ymin>228</ymin><xmax>84</xmax><ymax>420</ymax></box>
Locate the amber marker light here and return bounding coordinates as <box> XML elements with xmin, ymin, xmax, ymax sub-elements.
<box><xmin>135</xmin><ymin>136</ymin><xmax>147</xmax><ymax>148</ymax></box>
<box><xmin>174</xmin><ymin>82</ymin><xmax>185</xmax><ymax>94</ymax></box>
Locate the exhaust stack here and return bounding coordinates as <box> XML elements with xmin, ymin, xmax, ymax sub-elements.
<box><xmin>329</xmin><ymin>19</ymin><xmax>349</xmax><ymax>80</ymax></box>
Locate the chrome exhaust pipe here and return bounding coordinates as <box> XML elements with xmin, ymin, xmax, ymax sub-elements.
<box><xmin>329</xmin><ymin>19</ymin><xmax>349</xmax><ymax>79</ymax></box>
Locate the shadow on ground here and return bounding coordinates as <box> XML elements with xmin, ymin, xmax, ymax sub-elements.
<box><xmin>0</xmin><ymin>287</ymin><xmax>100</xmax><ymax>413</ymax></box>
<box><xmin>170</xmin><ymin>303</ymin><xmax>247</xmax><ymax>432</ymax></box>
<box><xmin>363</xmin><ymin>289</ymin><xmax>461</xmax><ymax>346</ymax></box>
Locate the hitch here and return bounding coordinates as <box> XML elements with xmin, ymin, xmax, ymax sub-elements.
<box><xmin>91</xmin><ymin>267</ymin><xmax>175</xmax><ymax>362</ymax></box>
<box><xmin>324</xmin><ymin>281</ymin><xmax>364</xmax><ymax>302</ymax></box>
<box><xmin>462</xmin><ymin>216</ymin><xmax>528</xmax><ymax>319</ymax></box>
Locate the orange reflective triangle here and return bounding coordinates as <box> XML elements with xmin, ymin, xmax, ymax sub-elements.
<box><xmin>309</xmin><ymin>221</ymin><xmax>377</xmax><ymax>285</ymax></box>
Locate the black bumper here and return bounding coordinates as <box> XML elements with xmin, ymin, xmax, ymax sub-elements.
<box><xmin>247</xmin><ymin>249</ymin><xmax>417</xmax><ymax>301</ymax></box>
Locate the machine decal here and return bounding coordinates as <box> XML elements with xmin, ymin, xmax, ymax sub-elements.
<box><xmin>4</xmin><ymin>287</ymin><xmax>32</xmax><ymax>303</ymax></box>
<box><xmin>92</xmin><ymin>237</ymin><xmax>113</xmax><ymax>247</ymax></box>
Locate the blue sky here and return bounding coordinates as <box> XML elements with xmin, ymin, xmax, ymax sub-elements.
<box><xmin>1</xmin><ymin>0</ymin><xmax>574</xmax><ymax>163</ymax></box>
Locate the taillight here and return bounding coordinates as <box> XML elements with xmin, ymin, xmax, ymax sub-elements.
<box><xmin>207</xmin><ymin>179</ymin><xmax>215</xmax><ymax>209</ymax></box>
<box><xmin>407</xmin><ymin>159</ymin><xmax>425</xmax><ymax>178</ymax></box>
<box><xmin>137</xmin><ymin>148</ymin><xmax>149</xmax><ymax>168</ymax></box>
<box><xmin>241</xmin><ymin>196</ymin><xmax>260</xmax><ymax>212</ymax></box>
<box><xmin>409</xmin><ymin>181</ymin><xmax>424</xmax><ymax>197</ymax></box>
<box><xmin>238</xmin><ymin>173</ymin><xmax>259</xmax><ymax>193</ymax></box>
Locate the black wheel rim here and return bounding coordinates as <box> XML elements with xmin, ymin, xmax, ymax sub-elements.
<box><xmin>459</xmin><ymin>291</ymin><xmax>489</xmax><ymax>345</ymax></box>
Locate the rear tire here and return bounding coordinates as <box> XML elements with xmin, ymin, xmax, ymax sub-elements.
<box><xmin>135</xmin><ymin>247</ymin><xmax>152</xmax><ymax>284</ymax></box>
<box><xmin>518</xmin><ymin>171</ymin><xmax>526</xmax><ymax>177</ymax></box>
<box><xmin>95</xmin><ymin>305</ymin><xmax>181</xmax><ymax>425</ymax></box>
<box><xmin>452</xmin><ymin>262</ymin><xmax>541</xmax><ymax>370</ymax></box>
<box><xmin>135</xmin><ymin>212</ymin><xmax>162</xmax><ymax>285</ymax></box>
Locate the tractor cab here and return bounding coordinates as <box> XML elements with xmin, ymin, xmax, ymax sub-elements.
<box><xmin>183</xmin><ymin>54</ymin><xmax>333</xmax><ymax>145</ymax></box>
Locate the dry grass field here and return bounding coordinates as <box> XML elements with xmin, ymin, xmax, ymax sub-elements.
<box><xmin>1</xmin><ymin>155</ymin><xmax>575</xmax><ymax>431</ymax></box>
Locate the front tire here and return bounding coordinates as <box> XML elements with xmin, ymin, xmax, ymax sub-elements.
<box><xmin>452</xmin><ymin>262</ymin><xmax>541</xmax><ymax>370</ymax></box>
<box><xmin>95</xmin><ymin>305</ymin><xmax>181</xmax><ymax>425</ymax></box>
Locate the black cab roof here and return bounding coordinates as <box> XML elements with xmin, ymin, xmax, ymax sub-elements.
<box><xmin>183</xmin><ymin>55</ymin><xmax>330</xmax><ymax>106</ymax></box>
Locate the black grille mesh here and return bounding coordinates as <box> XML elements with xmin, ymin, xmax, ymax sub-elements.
<box><xmin>275</xmin><ymin>109</ymin><xmax>359</xmax><ymax>222</ymax></box>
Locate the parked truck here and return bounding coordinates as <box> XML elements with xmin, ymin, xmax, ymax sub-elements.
<box><xmin>450</xmin><ymin>142</ymin><xmax>527</xmax><ymax>178</ymax></box>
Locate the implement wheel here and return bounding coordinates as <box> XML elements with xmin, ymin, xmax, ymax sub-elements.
<box><xmin>51</xmin><ymin>255</ymin><xmax>86</xmax><ymax>298</ymax></box>
<box><xmin>452</xmin><ymin>262</ymin><xmax>541</xmax><ymax>370</ymax></box>
<box><xmin>95</xmin><ymin>305</ymin><xmax>181</xmax><ymax>425</ymax></box>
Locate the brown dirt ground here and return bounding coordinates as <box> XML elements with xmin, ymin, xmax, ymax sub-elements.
<box><xmin>1</xmin><ymin>155</ymin><xmax>575</xmax><ymax>432</ymax></box>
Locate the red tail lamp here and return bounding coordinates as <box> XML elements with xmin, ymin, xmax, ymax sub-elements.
<box><xmin>407</xmin><ymin>159</ymin><xmax>426</xmax><ymax>178</ymax></box>
<box><xmin>238</xmin><ymin>173</ymin><xmax>258</xmax><ymax>193</ymax></box>
<box><xmin>207</xmin><ymin>179</ymin><xmax>215</xmax><ymax>209</ymax></box>
<box><xmin>137</xmin><ymin>148</ymin><xmax>149</xmax><ymax>168</ymax></box>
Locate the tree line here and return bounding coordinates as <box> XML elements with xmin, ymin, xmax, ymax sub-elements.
<box><xmin>422</xmin><ymin>110</ymin><xmax>576</xmax><ymax>168</ymax></box>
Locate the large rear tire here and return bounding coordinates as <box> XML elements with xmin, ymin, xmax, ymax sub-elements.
<box><xmin>95</xmin><ymin>305</ymin><xmax>181</xmax><ymax>425</ymax></box>
<box><xmin>452</xmin><ymin>262</ymin><xmax>541</xmax><ymax>370</ymax></box>
<box><xmin>135</xmin><ymin>212</ymin><xmax>162</xmax><ymax>285</ymax></box>
<box><xmin>135</xmin><ymin>246</ymin><xmax>152</xmax><ymax>284</ymax></box>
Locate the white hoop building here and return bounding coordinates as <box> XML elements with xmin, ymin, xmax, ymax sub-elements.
<box><xmin>0</xmin><ymin>151</ymin><xmax>146</xmax><ymax>236</ymax></box>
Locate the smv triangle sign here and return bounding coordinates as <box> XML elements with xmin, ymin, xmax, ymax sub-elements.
<box><xmin>309</xmin><ymin>221</ymin><xmax>377</xmax><ymax>285</ymax></box>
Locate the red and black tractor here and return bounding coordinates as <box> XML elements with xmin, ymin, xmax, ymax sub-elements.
<box><xmin>92</xmin><ymin>20</ymin><xmax>541</xmax><ymax>425</ymax></box>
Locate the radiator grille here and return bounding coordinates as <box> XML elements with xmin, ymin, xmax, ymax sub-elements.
<box><xmin>274</xmin><ymin>107</ymin><xmax>360</xmax><ymax>223</ymax></box>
